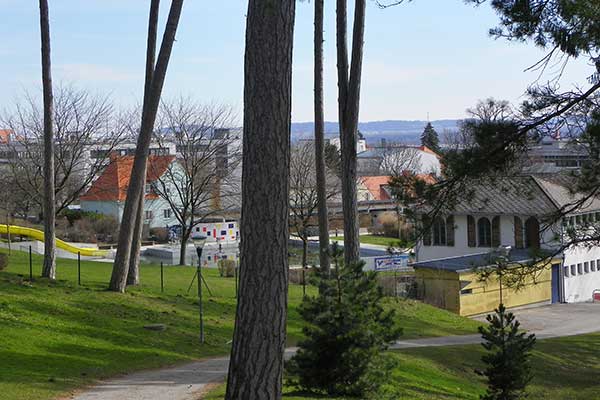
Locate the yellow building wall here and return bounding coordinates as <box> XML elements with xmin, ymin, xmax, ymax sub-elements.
<box><xmin>415</xmin><ymin>260</ymin><xmax>555</xmax><ymax>317</ymax></box>
<box><xmin>415</xmin><ymin>268</ymin><xmax>461</xmax><ymax>314</ymax></box>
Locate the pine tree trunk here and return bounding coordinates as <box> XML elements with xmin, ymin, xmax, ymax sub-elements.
<box><xmin>39</xmin><ymin>0</ymin><xmax>56</xmax><ymax>279</ymax></box>
<box><xmin>127</xmin><ymin>0</ymin><xmax>159</xmax><ymax>287</ymax></box>
<box><xmin>127</xmin><ymin>193</ymin><xmax>144</xmax><ymax>286</ymax></box>
<box><xmin>314</xmin><ymin>0</ymin><xmax>330</xmax><ymax>273</ymax></box>
<box><xmin>336</xmin><ymin>0</ymin><xmax>365</xmax><ymax>266</ymax></box>
<box><xmin>110</xmin><ymin>0</ymin><xmax>183</xmax><ymax>292</ymax></box>
<box><xmin>225</xmin><ymin>0</ymin><xmax>295</xmax><ymax>398</ymax></box>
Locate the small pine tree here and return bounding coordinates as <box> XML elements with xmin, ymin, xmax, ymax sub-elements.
<box><xmin>286</xmin><ymin>243</ymin><xmax>402</xmax><ymax>396</ymax></box>
<box><xmin>420</xmin><ymin>122</ymin><xmax>440</xmax><ymax>153</ymax></box>
<box><xmin>478</xmin><ymin>304</ymin><xmax>536</xmax><ymax>400</ymax></box>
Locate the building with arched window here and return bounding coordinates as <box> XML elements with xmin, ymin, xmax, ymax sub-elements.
<box><xmin>413</xmin><ymin>175</ymin><xmax>600</xmax><ymax>314</ymax></box>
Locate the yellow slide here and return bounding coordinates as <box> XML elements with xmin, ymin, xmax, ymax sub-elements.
<box><xmin>0</xmin><ymin>224</ymin><xmax>108</xmax><ymax>257</ymax></box>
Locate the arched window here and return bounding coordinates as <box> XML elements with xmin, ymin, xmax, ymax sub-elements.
<box><xmin>432</xmin><ymin>217</ymin><xmax>447</xmax><ymax>245</ymax></box>
<box><xmin>478</xmin><ymin>217</ymin><xmax>492</xmax><ymax>247</ymax></box>
<box><xmin>525</xmin><ymin>217</ymin><xmax>540</xmax><ymax>249</ymax></box>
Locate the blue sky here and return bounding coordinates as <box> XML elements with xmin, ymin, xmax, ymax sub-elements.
<box><xmin>0</xmin><ymin>0</ymin><xmax>591</xmax><ymax>123</ymax></box>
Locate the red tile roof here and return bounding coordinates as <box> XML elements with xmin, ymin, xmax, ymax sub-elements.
<box><xmin>0</xmin><ymin>129</ymin><xmax>12</xmax><ymax>144</ymax></box>
<box><xmin>80</xmin><ymin>155</ymin><xmax>175</xmax><ymax>202</ymax></box>
<box><xmin>361</xmin><ymin>176</ymin><xmax>392</xmax><ymax>201</ymax></box>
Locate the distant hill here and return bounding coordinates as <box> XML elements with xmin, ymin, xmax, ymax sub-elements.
<box><xmin>292</xmin><ymin>119</ymin><xmax>461</xmax><ymax>144</ymax></box>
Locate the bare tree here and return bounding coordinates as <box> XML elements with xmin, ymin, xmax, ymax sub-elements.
<box><xmin>336</xmin><ymin>0</ymin><xmax>366</xmax><ymax>265</ymax></box>
<box><xmin>290</xmin><ymin>142</ymin><xmax>340</xmax><ymax>269</ymax></box>
<box><xmin>152</xmin><ymin>99</ymin><xmax>239</xmax><ymax>265</ymax></box>
<box><xmin>38</xmin><ymin>0</ymin><xmax>56</xmax><ymax>278</ymax></box>
<box><xmin>110</xmin><ymin>0</ymin><xmax>184</xmax><ymax>293</ymax></box>
<box><xmin>225</xmin><ymin>0</ymin><xmax>295</xmax><ymax>398</ymax></box>
<box><xmin>313</xmin><ymin>0</ymin><xmax>330</xmax><ymax>272</ymax></box>
<box><xmin>1</xmin><ymin>87</ymin><xmax>122</xmax><ymax>217</ymax></box>
<box><xmin>379</xmin><ymin>144</ymin><xmax>422</xmax><ymax>177</ymax></box>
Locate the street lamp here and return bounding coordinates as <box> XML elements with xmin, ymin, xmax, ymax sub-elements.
<box><xmin>193</xmin><ymin>235</ymin><xmax>208</xmax><ymax>343</ymax></box>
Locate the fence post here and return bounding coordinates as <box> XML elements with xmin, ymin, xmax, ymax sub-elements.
<box><xmin>29</xmin><ymin>245</ymin><xmax>32</xmax><ymax>281</ymax></box>
<box><xmin>160</xmin><ymin>262</ymin><xmax>164</xmax><ymax>293</ymax></box>
<box><xmin>78</xmin><ymin>252</ymin><xmax>81</xmax><ymax>286</ymax></box>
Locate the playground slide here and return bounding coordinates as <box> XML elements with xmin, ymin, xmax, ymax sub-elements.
<box><xmin>0</xmin><ymin>224</ymin><xmax>108</xmax><ymax>257</ymax></box>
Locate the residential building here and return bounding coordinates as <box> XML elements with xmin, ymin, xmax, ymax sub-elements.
<box><xmin>80</xmin><ymin>155</ymin><xmax>180</xmax><ymax>230</ymax></box>
<box><xmin>525</xmin><ymin>137</ymin><xmax>589</xmax><ymax>172</ymax></box>
<box><xmin>357</xmin><ymin>144</ymin><xmax>441</xmax><ymax>176</ymax></box>
<box><xmin>412</xmin><ymin>174</ymin><xmax>600</xmax><ymax>315</ymax></box>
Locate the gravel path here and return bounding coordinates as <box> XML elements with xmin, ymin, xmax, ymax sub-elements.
<box><xmin>69</xmin><ymin>303</ymin><xmax>600</xmax><ymax>400</ymax></box>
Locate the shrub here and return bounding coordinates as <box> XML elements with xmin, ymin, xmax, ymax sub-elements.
<box><xmin>478</xmin><ymin>304</ymin><xmax>536</xmax><ymax>400</ymax></box>
<box><xmin>286</xmin><ymin>243</ymin><xmax>402</xmax><ymax>397</ymax></box>
<box><xmin>218</xmin><ymin>259</ymin><xmax>236</xmax><ymax>277</ymax></box>
<box><xmin>149</xmin><ymin>228</ymin><xmax>169</xmax><ymax>243</ymax></box>
<box><xmin>0</xmin><ymin>253</ymin><xmax>7</xmax><ymax>271</ymax></box>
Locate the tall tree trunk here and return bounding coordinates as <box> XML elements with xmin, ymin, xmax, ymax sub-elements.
<box><xmin>179</xmin><ymin>235</ymin><xmax>188</xmax><ymax>266</ymax></box>
<box><xmin>127</xmin><ymin>0</ymin><xmax>160</xmax><ymax>287</ymax></box>
<box><xmin>225</xmin><ymin>0</ymin><xmax>295</xmax><ymax>398</ymax></box>
<box><xmin>336</xmin><ymin>0</ymin><xmax>365</xmax><ymax>266</ymax></box>
<box><xmin>110</xmin><ymin>0</ymin><xmax>184</xmax><ymax>292</ymax></box>
<box><xmin>314</xmin><ymin>0</ymin><xmax>330</xmax><ymax>273</ymax></box>
<box><xmin>39</xmin><ymin>0</ymin><xmax>56</xmax><ymax>279</ymax></box>
<box><xmin>127</xmin><ymin>192</ymin><xmax>145</xmax><ymax>286</ymax></box>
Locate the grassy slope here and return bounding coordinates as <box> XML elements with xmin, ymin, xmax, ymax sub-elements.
<box><xmin>206</xmin><ymin>333</ymin><xmax>600</xmax><ymax>399</ymax></box>
<box><xmin>0</xmin><ymin>249</ymin><xmax>478</xmax><ymax>400</ymax></box>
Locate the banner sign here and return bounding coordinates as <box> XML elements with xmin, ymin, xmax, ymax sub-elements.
<box><xmin>373</xmin><ymin>254</ymin><xmax>410</xmax><ymax>272</ymax></box>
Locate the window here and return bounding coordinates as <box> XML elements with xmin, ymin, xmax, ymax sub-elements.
<box><xmin>163</xmin><ymin>209</ymin><xmax>172</xmax><ymax>219</ymax></box>
<box><xmin>432</xmin><ymin>217</ymin><xmax>447</xmax><ymax>246</ymax></box>
<box><xmin>564</xmin><ymin>265</ymin><xmax>569</xmax><ymax>278</ymax></box>
<box><xmin>229</xmin><ymin>223</ymin><xmax>235</xmax><ymax>229</ymax></box>
<box><xmin>597</xmin><ymin>259</ymin><xmax>600</xmax><ymax>272</ymax></box>
<box><xmin>591</xmin><ymin>260</ymin><xmax>596</xmax><ymax>272</ymax></box>
<box><xmin>571</xmin><ymin>265</ymin><xmax>576</xmax><ymax>276</ymax></box>
<box><xmin>577</xmin><ymin>263</ymin><xmax>583</xmax><ymax>275</ymax></box>
<box><xmin>585</xmin><ymin>262</ymin><xmax>590</xmax><ymax>273</ymax></box>
<box><xmin>145</xmin><ymin>184</ymin><xmax>151</xmax><ymax>194</ymax></box>
<box><xmin>220</xmin><ymin>230</ymin><xmax>227</xmax><ymax>236</ymax></box>
<box><xmin>460</xmin><ymin>288</ymin><xmax>473</xmax><ymax>295</ymax></box>
<box><xmin>145</xmin><ymin>210</ymin><xmax>153</xmax><ymax>220</ymax></box>
<box><xmin>477</xmin><ymin>217</ymin><xmax>492</xmax><ymax>247</ymax></box>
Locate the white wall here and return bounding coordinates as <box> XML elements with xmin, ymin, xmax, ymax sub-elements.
<box><xmin>417</xmin><ymin>214</ymin><xmax>518</xmax><ymax>262</ymax></box>
<box><xmin>563</xmin><ymin>245</ymin><xmax>600</xmax><ymax>303</ymax></box>
<box><xmin>417</xmin><ymin>151</ymin><xmax>441</xmax><ymax>175</ymax></box>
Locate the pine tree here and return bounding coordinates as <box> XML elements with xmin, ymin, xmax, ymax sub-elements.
<box><xmin>286</xmin><ymin>243</ymin><xmax>402</xmax><ymax>397</ymax></box>
<box><xmin>420</xmin><ymin>122</ymin><xmax>440</xmax><ymax>153</ymax></box>
<box><xmin>478</xmin><ymin>304</ymin><xmax>536</xmax><ymax>400</ymax></box>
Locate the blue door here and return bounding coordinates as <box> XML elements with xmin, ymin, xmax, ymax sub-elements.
<box><xmin>551</xmin><ymin>263</ymin><xmax>560</xmax><ymax>303</ymax></box>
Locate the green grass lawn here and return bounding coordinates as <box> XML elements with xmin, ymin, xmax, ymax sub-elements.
<box><xmin>206</xmin><ymin>333</ymin><xmax>600</xmax><ymax>399</ymax></box>
<box><xmin>330</xmin><ymin>235</ymin><xmax>408</xmax><ymax>248</ymax></box>
<box><xmin>0</xmin><ymin>248</ymin><xmax>478</xmax><ymax>400</ymax></box>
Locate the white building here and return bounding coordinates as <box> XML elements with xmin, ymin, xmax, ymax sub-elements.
<box><xmin>80</xmin><ymin>155</ymin><xmax>181</xmax><ymax>230</ymax></box>
<box><xmin>357</xmin><ymin>145</ymin><xmax>441</xmax><ymax>177</ymax></box>
<box><xmin>414</xmin><ymin>175</ymin><xmax>600</xmax><ymax>304</ymax></box>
